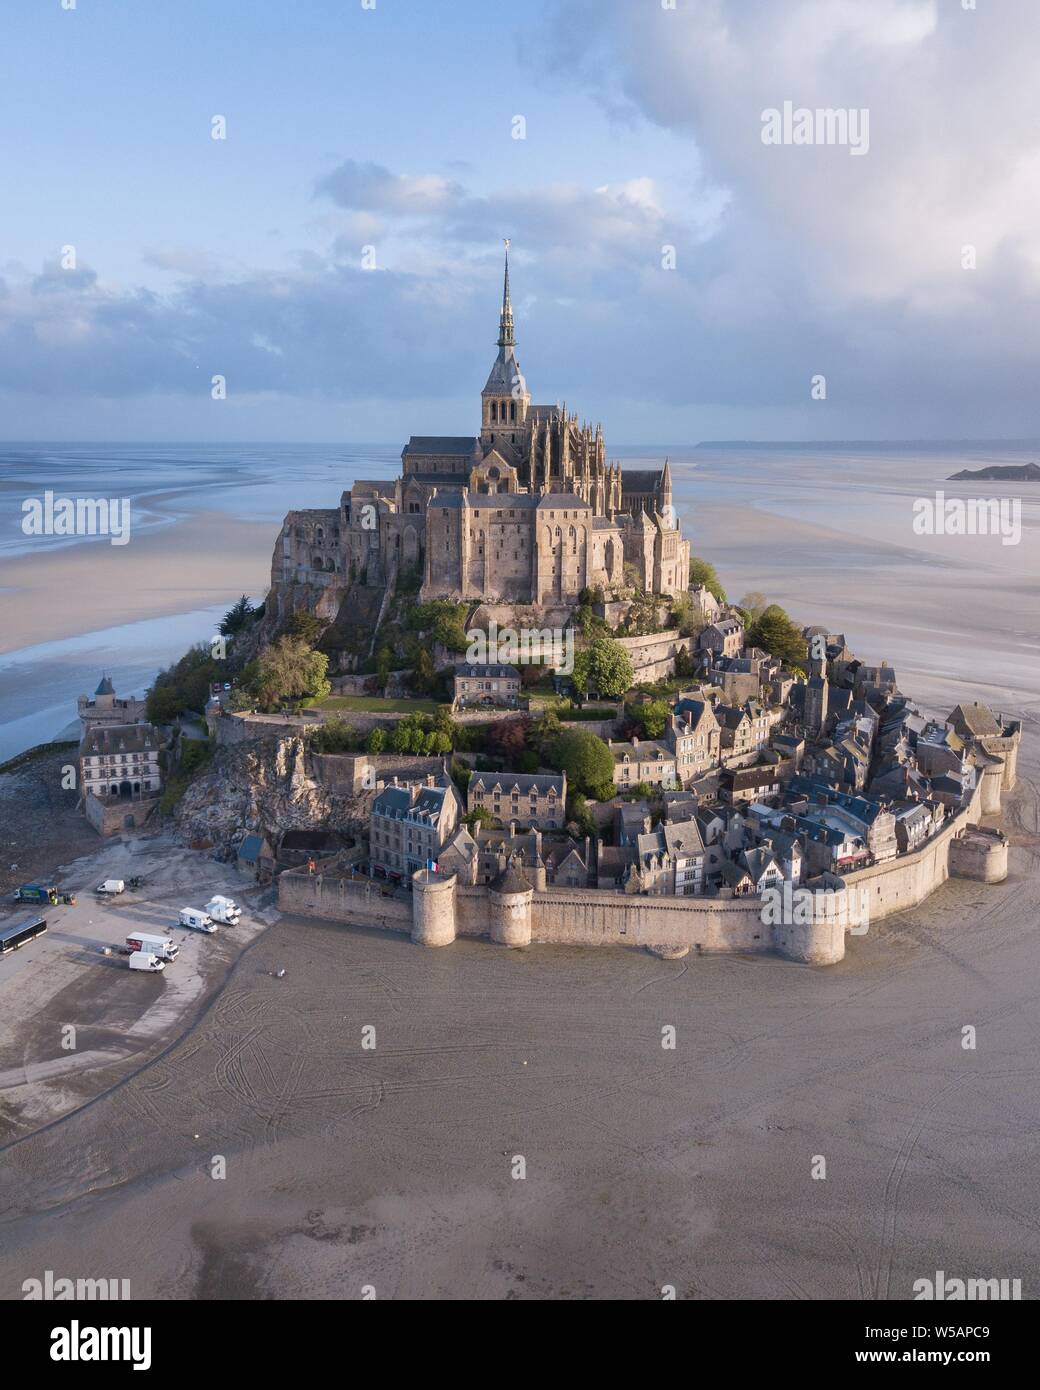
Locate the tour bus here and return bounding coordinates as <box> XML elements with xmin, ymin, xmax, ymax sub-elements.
<box><xmin>0</xmin><ymin>915</ymin><xmax>48</xmax><ymax>955</ymax></box>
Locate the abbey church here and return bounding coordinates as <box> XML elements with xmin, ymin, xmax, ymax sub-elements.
<box><xmin>271</xmin><ymin>247</ymin><xmax>689</xmax><ymax>612</ymax></box>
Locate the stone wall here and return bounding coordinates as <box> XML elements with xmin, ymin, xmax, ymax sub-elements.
<box><xmin>84</xmin><ymin>791</ymin><xmax>160</xmax><ymax>837</ymax></box>
<box><xmin>276</xmin><ymin>770</ymin><xmax>1006</xmax><ymax>966</ymax></box>
<box><xmin>617</xmin><ymin>631</ymin><xmax>695</xmax><ymax>683</ymax></box>
<box><xmin>277</xmin><ymin>871</ymin><xmax>411</xmax><ymax>932</ymax></box>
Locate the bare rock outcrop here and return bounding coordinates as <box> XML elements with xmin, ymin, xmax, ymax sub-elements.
<box><xmin>173</xmin><ymin>736</ymin><xmax>370</xmax><ymax>853</ymax></box>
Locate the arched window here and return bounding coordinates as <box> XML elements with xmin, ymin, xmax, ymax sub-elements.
<box><xmin>490</xmin><ymin>401</ymin><xmax>497</xmax><ymax>422</ymax></box>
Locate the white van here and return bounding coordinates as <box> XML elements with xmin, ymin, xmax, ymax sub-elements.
<box><xmin>129</xmin><ymin>951</ymin><xmax>165</xmax><ymax>973</ymax></box>
<box><xmin>126</xmin><ymin>932</ymin><xmax>179</xmax><ymax>961</ymax></box>
<box><xmin>179</xmin><ymin>908</ymin><xmax>216</xmax><ymax>934</ymax></box>
<box><xmin>96</xmin><ymin>879</ymin><xmax>126</xmax><ymax>895</ymax></box>
<box><xmin>205</xmin><ymin>895</ymin><xmax>241</xmax><ymax>925</ymax></box>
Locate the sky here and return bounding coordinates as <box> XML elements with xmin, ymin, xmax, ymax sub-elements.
<box><xmin>1</xmin><ymin>0</ymin><xmax>1038</xmax><ymax>444</ymax></box>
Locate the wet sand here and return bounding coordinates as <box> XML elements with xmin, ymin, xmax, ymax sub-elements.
<box><xmin>0</xmin><ymin>511</ymin><xmax>273</xmax><ymax>656</ymax></box>
<box><xmin>0</xmin><ymin>732</ymin><xmax>1037</xmax><ymax>1300</ymax></box>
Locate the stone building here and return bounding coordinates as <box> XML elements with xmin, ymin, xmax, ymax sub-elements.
<box><xmin>77</xmin><ymin>675</ymin><xmax>146</xmax><ymax>732</ymax></box>
<box><xmin>453</xmin><ymin>662</ymin><xmax>521</xmax><ymax>708</ymax></box>
<box><xmin>266</xmin><ymin>246</ymin><xmax>690</xmax><ymax>623</ymax></box>
<box><xmin>630</xmin><ymin>820</ymin><xmax>707</xmax><ymax>896</ymax></box>
<box><xmin>699</xmin><ymin>617</ymin><xmax>744</xmax><ymax>659</ymax></box>
<box><xmin>79</xmin><ymin>722</ymin><xmax>162</xmax><ymax>801</ymax></box>
<box><xmin>467</xmin><ymin>771</ymin><xmax>566</xmax><ymax>829</ymax></box>
<box><xmin>666</xmin><ymin>703</ymin><xmax>721</xmax><ymax>781</ymax></box>
<box><xmin>370</xmin><ymin>781</ymin><xmax>461</xmax><ymax>882</ymax></box>
<box><xmin>608</xmin><ymin>737</ymin><xmax>678</xmax><ymax>790</ymax></box>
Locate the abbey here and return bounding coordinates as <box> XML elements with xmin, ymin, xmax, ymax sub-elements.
<box><xmin>271</xmin><ymin>246</ymin><xmax>690</xmax><ymax>614</ymax></box>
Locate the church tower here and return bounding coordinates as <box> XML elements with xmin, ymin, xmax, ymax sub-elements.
<box><xmin>481</xmin><ymin>241</ymin><xmax>530</xmax><ymax>448</ymax></box>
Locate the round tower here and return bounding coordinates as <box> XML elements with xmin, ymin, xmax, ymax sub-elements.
<box><xmin>411</xmin><ymin>868</ymin><xmax>457</xmax><ymax>947</ymax></box>
<box><xmin>488</xmin><ymin>862</ymin><xmax>533</xmax><ymax>947</ymax></box>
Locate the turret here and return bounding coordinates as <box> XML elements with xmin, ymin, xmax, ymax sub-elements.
<box><xmin>488</xmin><ymin>861</ymin><xmax>533</xmax><ymax>947</ymax></box>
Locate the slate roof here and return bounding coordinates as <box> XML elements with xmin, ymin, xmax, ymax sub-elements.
<box><xmin>80</xmin><ymin>723</ymin><xmax>159</xmax><ymax>756</ymax></box>
<box><xmin>455</xmin><ymin>663</ymin><xmax>521</xmax><ymax>680</ymax></box>
<box><xmin>402</xmin><ymin>436</ymin><xmax>479</xmax><ymax>457</ymax></box>
<box><xmin>95</xmin><ymin>675</ymin><xmax>115</xmax><ymax>696</ymax></box>
<box><xmin>948</xmin><ymin>702</ymin><xmax>1002</xmax><ymax>739</ymax></box>
<box><xmin>621</xmin><ymin>469</ymin><xmax>665</xmax><ymax>492</ymax></box>
<box><xmin>492</xmin><ymin>863</ymin><xmax>531</xmax><ymax>894</ymax></box>
<box><xmin>471</xmin><ymin>772</ymin><xmax>564</xmax><ymax>797</ymax></box>
<box><xmin>536</xmin><ymin>493</ymin><xmax>592</xmax><ymax>511</ymax></box>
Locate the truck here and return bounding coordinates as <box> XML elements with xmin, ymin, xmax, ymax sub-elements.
<box><xmin>125</xmin><ymin>932</ymin><xmax>179</xmax><ymax>961</ymax></box>
<box><xmin>128</xmin><ymin>951</ymin><xmax>165</xmax><ymax>973</ymax></box>
<box><xmin>13</xmin><ymin>883</ymin><xmax>58</xmax><ymax>906</ymax></box>
<box><xmin>204</xmin><ymin>895</ymin><xmax>241</xmax><ymax>925</ymax></box>
<box><xmin>179</xmin><ymin>908</ymin><xmax>216</xmax><ymax>934</ymax></box>
<box><xmin>96</xmin><ymin>879</ymin><xmax>126</xmax><ymax>896</ymax></box>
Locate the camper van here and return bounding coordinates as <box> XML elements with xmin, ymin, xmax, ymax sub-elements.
<box><xmin>204</xmin><ymin>895</ymin><xmax>241</xmax><ymax>925</ymax></box>
<box><xmin>179</xmin><ymin>908</ymin><xmax>216</xmax><ymax>934</ymax></box>
<box><xmin>128</xmin><ymin>951</ymin><xmax>165</xmax><ymax>973</ymax></box>
<box><xmin>126</xmin><ymin>933</ymin><xmax>179</xmax><ymax>961</ymax></box>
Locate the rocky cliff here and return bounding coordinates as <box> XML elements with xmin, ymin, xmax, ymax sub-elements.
<box><xmin>173</xmin><ymin>735</ymin><xmax>371</xmax><ymax>853</ymax></box>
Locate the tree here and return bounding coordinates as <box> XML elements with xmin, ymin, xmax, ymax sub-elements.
<box><xmin>285</xmin><ymin>610</ymin><xmax>328</xmax><ymax>646</ymax></box>
<box><xmin>572</xmin><ymin>636</ymin><xmax>634</xmax><ymax>698</ymax></box>
<box><xmin>425</xmin><ymin>731</ymin><xmax>453</xmax><ymax>756</ymax></box>
<box><xmin>366</xmin><ymin>727</ymin><xmax>386</xmax><ymax>754</ymax></box>
<box><xmin>375</xmin><ymin>644</ymin><xmax>393</xmax><ymax>694</ymax></box>
<box><xmin>550</xmin><ymin>728</ymin><xmax>616</xmax><ymax>796</ymax></box>
<box><xmin>689</xmin><ymin>555</ymin><xmax>727</xmax><ymax>603</ymax></box>
<box><xmin>311</xmin><ymin>718</ymin><xmax>357</xmax><ymax>754</ymax></box>
<box><xmin>220</xmin><ymin>595</ymin><xmax>257</xmax><ymax>637</ymax></box>
<box><xmin>390</xmin><ymin>723</ymin><xmax>412</xmax><ymax>754</ymax></box>
<box><xmin>739</xmin><ymin>591</ymin><xmax>769</xmax><ymax>622</ymax></box>
<box><xmin>411</xmin><ymin>647</ymin><xmax>438</xmax><ymax>695</ymax></box>
<box><xmin>568</xmin><ymin>793</ymin><xmax>597</xmax><ymax>839</ymax></box>
<box><xmin>529</xmin><ymin>707</ymin><xmax>561</xmax><ymax>755</ymax></box>
<box><xmin>635</xmin><ymin>699</ymin><xmax>670</xmax><ymax>739</ymax></box>
<box><xmin>250</xmin><ymin>637</ymin><xmax>330</xmax><ymax>710</ymax></box>
<box><xmin>464</xmin><ymin>806</ymin><xmax>493</xmax><ymax>830</ymax></box>
<box><xmin>145</xmin><ymin>683</ymin><xmax>184</xmax><ymax>726</ymax></box>
<box><xmin>491</xmin><ymin>716</ymin><xmax>531</xmax><ymax>764</ymax></box>
<box><xmin>746</xmin><ymin>604</ymin><xmax>808</xmax><ymax>671</ymax></box>
<box><xmin>674</xmin><ymin>647</ymin><xmax>696</xmax><ymax>680</ymax></box>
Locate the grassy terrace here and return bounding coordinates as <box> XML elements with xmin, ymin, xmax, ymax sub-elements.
<box><xmin>316</xmin><ymin>695</ymin><xmax>443</xmax><ymax>715</ymax></box>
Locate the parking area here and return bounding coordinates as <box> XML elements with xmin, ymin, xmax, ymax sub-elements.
<box><xmin>0</xmin><ymin>833</ymin><xmax>272</xmax><ymax>1141</ymax></box>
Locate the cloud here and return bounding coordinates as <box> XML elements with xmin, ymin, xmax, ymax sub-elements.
<box><xmin>315</xmin><ymin>160</ymin><xmax>465</xmax><ymax>215</ymax></box>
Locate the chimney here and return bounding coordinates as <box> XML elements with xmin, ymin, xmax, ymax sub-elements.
<box><xmin>632</xmin><ymin>736</ymin><xmax>639</xmax><ymax>749</ymax></box>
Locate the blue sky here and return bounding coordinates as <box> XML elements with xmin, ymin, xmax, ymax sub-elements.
<box><xmin>1</xmin><ymin>0</ymin><xmax>1038</xmax><ymax>442</ymax></box>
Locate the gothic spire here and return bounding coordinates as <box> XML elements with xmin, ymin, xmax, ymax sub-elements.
<box><xmin>498</xmin><ymin>238</ymin><xmax>515</xmax><ymax>348</ymax></box>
